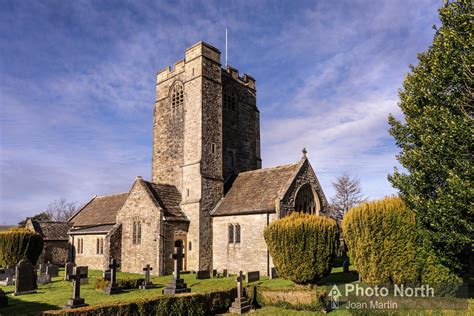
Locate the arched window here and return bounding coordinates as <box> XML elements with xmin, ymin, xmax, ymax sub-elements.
<box><xmin>294</xmin><ymin>183</ymin><xmax>320</xmax><ymax>215</ymax></box>
<box><xmin>171</xmin><ymin>82</ymin><xmax>184</xmax><ymax>112</ymax></box>
<box><xmin>132</xmin><ymin>220</ymin><xmax>141</xmax><ymax>245</ymax></box>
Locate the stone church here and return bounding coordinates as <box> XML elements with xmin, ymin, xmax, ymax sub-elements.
<box><xmin>68</xmin><ymin>41</ymin><xmax>328</xmax><ymax>276</ymax></box>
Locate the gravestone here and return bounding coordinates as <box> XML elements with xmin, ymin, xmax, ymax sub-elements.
<box><xmin>46</xmin><ymin>264</ymin><xmax>59</xmax><ymax>277</ymax></box>
<box><xmin>37</xmin><ymin>274</ymin><xmax>51</xmax><ymax>285</ymax></box>
<box><xmin>270</xmin><ymin>267</ymin><xmax>278</xmax><ymax>279</ymax></box>
<box><xmin>222</xmin><ymin>269</ymin><xmax>228</xmax><ymax>277</ymax></box>
<box><xmin>246</xmin><ymin>271</ymin><xmax>260</xmax><ymax>283</ymax></box>
<box><xmin>0</xmin><ymin>288</ymin><xmax>7</xmax><ymax>307</ymax></box>
<box><xmin>103</xmin><ymin>269</ymin><xmax>111</xmax><ymax>281</ymax></box>
<box><xmin>104</xmin><ymin>259</ymin><xmax>121</xmax><ymax>294</ymax></box>
<box><xmin>228</xmin><ymin>271</ymin><xmax>252</xmax><ymax>314</ymax></box>
<box><xmin>163</xmin><ymin>245</ymin><xmax>191</xmax><ymax>294</ymax></box>
<box><xmin>76</xmin><ymin>266</ymin><xmax>88</xmax><ymax>284</ymax></box>
<box><xmin>64</xmin><ymin>267</ymin><xmax>89</xmax><ymax>309</ymax></box>
<box><xmin>14</xmin><ymin>259</ymin><xmax>37</xmax><ymax>295</ymax></box>
<box><xmin>139</xmin><ymin>264</ymin><xmax>157</xmax><ymax>289</ymax></box>
<box><xmin>212</xmin><ymin>269</ymin><xmax>217</xmax><ymax>278</ymax></box>
<box><xmin>0</xmin><ymin>268</ymin><xmax>14</xmax><ymax>286</ymax></box>
<box><xmin>38</xmin><ymin>263</ymin><xmax>46</xmax><ymax>274</ymax></box>
<box><xmin>196</xmin><ymin>270</ymin><xmax>210</xmax><ymax>279</ymax></box>
<box><xmin>64</xmin><ymin>262</ymin><xmax>76</xmax><ymax>281</ymax></box>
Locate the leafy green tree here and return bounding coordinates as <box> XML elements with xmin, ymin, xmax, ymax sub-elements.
<box><xmin>388</xmin><ymin>0</ymin><xmax>473</xmax><ymax>275</ymax></box>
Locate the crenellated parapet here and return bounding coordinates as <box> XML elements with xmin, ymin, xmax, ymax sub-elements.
<box><xmin>224</xmin><ymin>65</ymin><xmax>256</xmax><ymax>90</ymax></box>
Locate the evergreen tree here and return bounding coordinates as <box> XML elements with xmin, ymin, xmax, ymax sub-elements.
<box><xmin>388</xmin><ymin>0</ymin><xmax>473</xmax><ymax>275</ymax></box>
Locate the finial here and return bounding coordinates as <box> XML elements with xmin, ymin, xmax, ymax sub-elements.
<box><xmin>302</xmin><ymin>147</ymin><xmax>307</xmax><ymax>158</ymax></box>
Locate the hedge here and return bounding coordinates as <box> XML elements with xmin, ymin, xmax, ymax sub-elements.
<box><xmin>0</xmin><ymin>228</ymin><xmax>43</xmax><ymax>267</ymax></box>
<box><xmin>44</xmin><ymin>288</ymin><xmax>236</xmax><ymax>315</ymax></box>
<box><xmin>264</xmin><ymin>212</ymin><xmax>339</xmax><ymax>284</ymax></box>
<box><xmin>342</xmin><ymin>197</ymin><xmax>461</xmax><ymax>295</ymax></box>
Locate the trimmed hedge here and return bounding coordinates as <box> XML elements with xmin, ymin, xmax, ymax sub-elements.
<box><xmin>44</xmin><ymin>288</ymin><xmax>236</xmax><ymax>315</ymax></box>
<box><xmin>264</xmin><ymin>212</ymin><xmax>339</xmax><ymax>284</ymax></box>
<box><xmin>342</xmin><ymin>197</ymin><xmax>461</xmax><ymax>295</ymax></box>
<box><xmin>0</xmin><ymin>228</ymin><xmax>43</xmax><ymax>267</ymax></box>
<box><xmin>95</xmin><ymin>277</ymin><xmax>145</xmax><ymax>290</ymax></box>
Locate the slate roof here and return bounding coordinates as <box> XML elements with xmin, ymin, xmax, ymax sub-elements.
<box><xmin>29</xmin><ymin>220</ymin><xmax>71</xmax><ymax>241</ymax></box>
<box><xmin>212</xmin><ymin>163</ymin><xmax>300</xmax><ymax>216</ymax></box>
<box><xmin>141</xmin><ymin>180</ymin><xmax>188</xmax><ymax>222</ymax></box>
<box><xmin>69</xmin><ymin>224</ymin><xmax>115</xmax><ymax>235</ymax></box>
<box><xmin>69</xmin><ymin>193</ymin><xmax>129</xmax><ymax>227</ymax></box>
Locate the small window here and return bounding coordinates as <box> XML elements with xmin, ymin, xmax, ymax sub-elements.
<box><xmin>235</xmin><ymin>224</ymin><xmax>241</xmax><ymax>243</ymax></box>
<box><xmin>133</xmin><ymin>221</ymin><xmax>142</xmax><ymax>245</ymax></box>
<box><xmin>77</xmin><ymin>238</ymin><xmax>83</xmax><ymax>254</ymax></box>
<box><xmin>228</xmin><ymin>224</ymin><xmax>234</xmax><ymax>244</ymax></box>
<box><xmin>211</xmin><ymin>143</ymin><xmax>216</xmax><ymax>155</ymax></box>
<box><xmin>96</xmin><ymin>238</ymin><xmax>104</xmax><ymax>255</ymax></box>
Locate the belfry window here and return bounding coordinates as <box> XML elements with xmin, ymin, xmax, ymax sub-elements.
<box><xmin>171</xmin><ymin>82</ymin><xmax>184</xmax><ymax>112</ymax></box>
<box><xmin>223</xmin><ymin>90</ymin><xmax>237</xmax><ymax>111</ymax></box>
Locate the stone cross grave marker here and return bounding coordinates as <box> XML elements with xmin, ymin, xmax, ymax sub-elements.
<box><xmin>163</xmin><ymin>245</ymin><xmax>191</xmax><ymax>294</ymax></box>
<box><xmin>104</xmin><ymin>259</ymin><xmax>121</xmax><ymax>294</ymax></box>
<box><xmin>64</xmin><ymin>262</ymin><xmax>75</xmax><ymax>281</ymax></box>
<box><xmin>64</xmin><ymin>267</ymin><xmax>88</xmax><ymax>309</ymax></box>
<box><xmin>14</xmin><ymin>259</ymin><xmax>37</xmax><ymax>296</ymax></box>
<box><xmin>228</xmin><ymin>271</ymin><xmax>252</xmax><ymax>314</ymax></box>
<box><xmin>139</xmin><ymin>264</ymin><xmax>157</xmax><ymax>289</ymax></box>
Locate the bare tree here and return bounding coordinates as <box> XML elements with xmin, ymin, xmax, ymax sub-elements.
<box><xmin>329</xmin><ymin>173</ymin><xmax>367</xmax><ymax>221</ymax></box>
<box><xmin>45</xmin><ymin>198</ymin><xmax>80</xmax><ymax>222</ymax></box>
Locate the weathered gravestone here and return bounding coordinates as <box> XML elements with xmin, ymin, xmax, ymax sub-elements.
<box><xmin>64</xmin><ymin>267</ymin><xmax>88</xmax><ymax>309</ymax></box>
<box><xmin>196</xmin><ymin>270</ymin><xmax>210</xmax><ymax>279</ymax></box>
<box><xmin>103</xmin><ymin>269</ymin><xmax>111</xmax><ymax>281</ymax></box>
<box><xmin>163</xmin><ymin>245</ymin><xmax>191</xmax><ymax>294</ymax></box>
<box><xmin>228</xmin><ymin>271</ymin><xmax>252</xmax><ymax>314</ymax></box>
<box><xmin>139</xmin><ymin>264</ymin><xmax>157</xmax><ymax>289</ymax></box>
<box><xmin>246</xmin><ymin>271</ymin><xmax>260</xmax><ymax>283</ymax></box>
<box><xmin>38</xmin><ymin>263</ymin><xmax>46</xmax><ymax>274</ymax></box>
<box><xmin>0</xmin><ymin>288</ymin><xmax>7</xmax><ymax>307</ymax></box>
<box><xmin>64</xmin><ymin>262</ymin><xmax>75</xmax><ymax>281</ymax></box>
<box><xmin>212</xmin><ymin>269</ymin><xmax>217</xmax><ymax>278</ymax></box>
<box><xmin>104</xmin><ymin>259</ymin><xmax>121</xmax><ymax>294</ymax></box>
<box><xmin>76</xmin><ymin>266</ymin><xmax>88</xmax><ymax>284</ymax></box>
<box><xmin>270</xmin><ymin>267</ymin><xmax>278</xmax><ymax>279</ymax></box>
<box><xmin>46</xmin><ymin>263</ymin><xmax>59</xmax><ymax>277</ymax></box>
<box><xmin>14</xmin><ymin>259</ymin><xmax>37</xmax><ymax>295</ymax></box>
<box><xmin>37</xmin><ymin>274</ymin><xmax>51</xmax><ymax>285</ymax></box>
<box><xmin>223</xmin><ymin>269</ymin><xmax>228</xmax><ymax>278</ymax></box>
<box><xmin>0</xmin><ymin>268</ymin><xmax>14</xmax><ymax>286</ymax></box>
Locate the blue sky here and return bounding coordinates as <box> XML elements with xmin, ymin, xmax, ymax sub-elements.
<box><xmin>0</xmin><ymin>0</ymin><xmax>441</xmax><ymax>224</ymax></box>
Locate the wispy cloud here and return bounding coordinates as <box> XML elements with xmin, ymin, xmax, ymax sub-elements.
<box><xmin>0</xmin><ymin>0</ymin><xmax>441</xmax><ymax>224</ymax></box>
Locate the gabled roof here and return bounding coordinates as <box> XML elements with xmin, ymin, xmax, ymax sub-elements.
<box><xmin>68</xmin><ymin>193</ymin><xmax>129</xmax><ymax>227</ymax></box>
<box><xmin>140</xmin><ymin>179</ymin><xmax>188</xmax><ymax>222</ymax></box>
<box><xmin>212</xmin><ymin>163</ymin><xmax>301</xmax><ymax>216</ymax></box>
<box><xmin>69</xmin><ymin>224</ymin><xmax>115</xmax><ymax>235</ymax></box>
<box><xmin>28</xmin><ymin>220</ymin><xmax>71</xmax><ymax>241</ymax></box>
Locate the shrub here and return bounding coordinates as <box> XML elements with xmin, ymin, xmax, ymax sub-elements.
<box><xmin>264</xmin><ymin>212</ymin><xmax>339</xmax><ymax>284</ymax></box>
<box><xmin>43</xmin><ymin>288</ymin><xmax>236</xmax><ymax>315</ymax></box>
<box><xmin>342</xmin><ymin>197</ymin><xmax>461</xmax><ymax>294</ymax></box>
<box><xmin>0</xmin><ymin>228</ymin><xmax>43</xmax><ymax>267</ymax></box>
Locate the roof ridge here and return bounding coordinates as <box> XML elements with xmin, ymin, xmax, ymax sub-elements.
<box><xmin>95</xmin><ymin>192</ymin><xmax>129</xmax><ymax>198</ymax></box>
<box><xmin>238</xmin><ymin>162</ymin><xmax>299</xmax><ymax>175</ymax></box>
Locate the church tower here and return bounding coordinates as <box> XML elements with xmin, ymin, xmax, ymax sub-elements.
<box><xmin>152</xmin><ymin>41</ymin><xmax>261</xmax><ymax>271</ymax></box>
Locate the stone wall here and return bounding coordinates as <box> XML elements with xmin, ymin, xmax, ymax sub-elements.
<box><xmin>39</xmin><ymin>241</ymin><xmax>69</xmax><ymax>265</ymax></box>
<box><xmin>279</xmin><ymin>159</ymin><xmax>329</xmax><ymax>217</ymax></box>
<box><xmin>73</xmin><ymin>234</ymin><xmax>107</xmax><ymax>270</ymax></box>
<box><xmin>116</xmin><ymin>180</ymin><xmax>163</xmax><ymax>275</ymax></box>
<box><xmin>222</xmin><ymin>67</ymin><xmax>261</xmax><ymax>180</ymax></box>
<box><xmin>104</xmin><ymin>224</ymin><xmax>121</xmax><ymax>270</ymax></box>
<box><xmin>163</xmin><ymin>221</ymin><xmax>189</xmax><ymax>274</ymax></box>
<box><xmin>212</xmin><ymin>213</ymin><xmax>277</xmax><ymax>276</ymax></box>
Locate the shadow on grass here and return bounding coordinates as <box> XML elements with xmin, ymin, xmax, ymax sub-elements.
<box><xmin>316</xmin><ymin>271</ymin><xmax>359</xmax><ymax>285</ymax></box>
<box><xmin>0</xmin><ymin>295</ymin><xmax>59</xmax><ymax>316</ymax></box>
